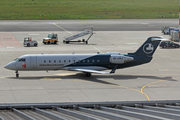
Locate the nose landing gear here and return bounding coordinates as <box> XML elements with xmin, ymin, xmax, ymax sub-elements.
<box><xmin>15</xmin><ymin>71</ymin><xmax>19</xmax><ymax>78</ymax></box>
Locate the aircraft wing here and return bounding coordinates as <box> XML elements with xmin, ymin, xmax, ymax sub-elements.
<box><xmin>69</xmin><ymin>68</ymin><xmax>109</xmax><ymax>74</ymax></box>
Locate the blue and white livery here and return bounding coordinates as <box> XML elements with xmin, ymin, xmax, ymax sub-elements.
<box><xmin>5</xmin><ymin>37</ymin><xmax>163</xmax><ymax>77</ymax></box>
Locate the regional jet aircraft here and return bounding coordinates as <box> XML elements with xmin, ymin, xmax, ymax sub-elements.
<box><xmin>5</xmin><ymin>37</ymin><xmax>164</xmax><ymax>77</ymax></box>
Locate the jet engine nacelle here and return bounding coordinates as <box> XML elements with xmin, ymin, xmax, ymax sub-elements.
<box><xmin>110</xmin><ymin>55</ymin><xmax>134</xmax><ymax>64</ymax></box>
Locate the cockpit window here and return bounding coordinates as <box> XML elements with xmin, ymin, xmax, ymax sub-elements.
<box><xmin>14</xmin><ymin>58</ymin><xmax>19</xmax><ymax>61</ymax></box>
<box><xmin>18</xmin><ymin>58</ymin><xmax>26</xmax><ymax>62</ymax></box>
<box><xmin>14</xmin><ymin>58</ymin><xmax>25</xmax><ymax>62</ymax></box>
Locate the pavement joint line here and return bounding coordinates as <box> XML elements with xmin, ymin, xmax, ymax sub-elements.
<box><xmin>89</xmin><ymin>44</ymin><xmax>104</xmax><ymax>53</ymax></box>
<box><xmin>52</xmin><ymin>23</ymin><xmax>73</xmax><ymax>35</ymax></box>
<box><xmin>9</xmin><ymin>33</ymin><xmax>21</xmax><ymax>47</ymax></box>
<box><xmin>144</xmin><ymin>31</ymin><xmax>158</xmax><ymax>37</ymax></box>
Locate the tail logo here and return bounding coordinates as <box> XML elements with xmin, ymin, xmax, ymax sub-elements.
<box><xmin>143</xmin><ymin>43</ymin><xmax>154</xmax><ymax>54</ymax></box>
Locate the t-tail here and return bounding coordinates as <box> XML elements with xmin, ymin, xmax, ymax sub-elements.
<box><xmin>130</xmin><ymin>37</ymin><xmax>162</xmax><ymax>57</ymax></box>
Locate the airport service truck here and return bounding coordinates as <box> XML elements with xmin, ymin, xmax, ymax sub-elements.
<box><xmin>162</xmin><ymin>26</ymin><xmax>175</xmax><ymax>35</ymax></box>
<box><xmin>43</xmin><ymin>33</ymin><xmax>58</xmax><ymax>44</ymax></box>
<box><xmin>23</xmin><ymin>36</ymin><xmax>38</xmax><ymax>47</ymax></box>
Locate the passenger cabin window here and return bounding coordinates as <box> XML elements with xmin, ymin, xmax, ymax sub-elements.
<box><xmin>54</xmin><ymin>60</ymin><xmax>56</xmax><ymax>63</ymax></box>
<box><xmin>49</xmin><ymin>60</ymin><xmax>51</xmax><ymax>63</ymax></box>
<box><xmin>59</xmin><ymin>60</ymin><xmax>61</xmax><ymax>63</ymax></box>
<box><xmin>64</xmin><ymin>60</ymin><xmax>66</xmax><ymax>62</ymax></box>
<box><xmin>44</xmin><ymin>60</ymin><xmax>46</xmax><ymax>63</ymax></box>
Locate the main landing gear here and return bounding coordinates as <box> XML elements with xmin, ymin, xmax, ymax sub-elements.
<box><xmin>85</xmin><ymin>72</ymin><xmax>91</xmax><ymax>77</ymax></box>
<box><xmin>15</xmin><ymin>71</ymin><xmax>19</xmax><ymax>78</ymax></box>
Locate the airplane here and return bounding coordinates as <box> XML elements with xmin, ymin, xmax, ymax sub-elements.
<box><xmin>4</xmin><ymin>37</ymin><xmax>164</xmax><ymax>77</ymax></box>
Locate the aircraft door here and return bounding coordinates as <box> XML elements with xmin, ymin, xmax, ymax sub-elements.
<box><xmin>72</xmin><ymin>57</ymin><xmax>76</xmax><ymax>65</ymax></box>
<box><xmin>30</xmin><ymin>56</ymin><xmax>37</xmax><ymax>68</ymax></box>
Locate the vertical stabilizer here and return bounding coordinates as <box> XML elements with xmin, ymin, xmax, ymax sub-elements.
<box><xmin>130</xmin><ymin>37</ymin><xmax>162</xmax><ymax>57</ymax></box>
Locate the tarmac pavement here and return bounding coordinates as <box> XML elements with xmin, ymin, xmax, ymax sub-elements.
<box><xmin>0</xmin><ymin>19</ymin><xmax>179</xmax><ymax>103</ymax></box>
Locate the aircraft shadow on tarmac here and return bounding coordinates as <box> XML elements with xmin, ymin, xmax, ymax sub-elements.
<box><xmin>74</xmin><ymin>74</ymin><xmax>177</xmax><ymax>85</ymax></box>
<box><xmin>7</xmin><ymin>74</ymin><xmax>177</xmax><ymax>86</ymax></box>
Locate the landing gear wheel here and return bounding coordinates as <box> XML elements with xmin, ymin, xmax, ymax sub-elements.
<box><xmin>16</xmin><ymin>74</ymin><xmax>19</xmax><ymax>78</ymax></box>
<box><xmin>15</xmin><ymin>71</ymin><xmax>19</xmax><ymax>78</ymax></box>
<box><xmin>27</xmin><ymin>43</ymin><xmax>30</xmax><ymax>47</ymax></box>
<box><xmin>85</xmin><ymin>73</ymin><xmax>91</xmax><ymax>77</ymax></box>
<box><xmin>86</xmin><ymin>41</ymin><xmax>88</xmax><ymax>44</ymax></box>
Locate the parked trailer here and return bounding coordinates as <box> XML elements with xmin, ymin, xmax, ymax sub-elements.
<box><xmin>63</xmin><ymin>28</ymin><xmax>93</xmax><ymax>44</ymax></box>
<box><xmin>170</xmin><ymin>30</ymin><xmax>180</xmax><ymax>42</ymax></box>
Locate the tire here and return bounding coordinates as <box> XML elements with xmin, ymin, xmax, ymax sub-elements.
<box><xmin>85</xmin><ymin>73</ymin><xmax>91</xmax><ymax>77</ymax></box>
<box><xmin>27</xmin><ymin>43</ymin><xmax>30</xmax><ymax>47</ymax></box>
<box><xmin>34</xmin><ymin>43</ymin><xmax>37</xmax><ymax>46</ymax></box>
<box><xmin>175</xmin><ymin>45</ymin><xmax>179</xmax><ymax>48</ymax></box>
<box><xmin>66</xmin><ymin>41</ymin><xmax>69</xmax><ymax>44</ymax></box>
<box><xmin>163</xmin><ymin>45</ymin><xmax>167</xmax><ymax>48</ymax></box>
<box><xmin>48</xmin><ymin>41</ymin><xmax>50</xmax><ymax>44</ymax></box>
<box><xmin>54</xmin><ymin>41</ymin><xmax>57</xmax><ymax>44</ymax></box>
<box><xmin>16</xmin><ymin>74</ymin><xmax>19</xmax><ymax>78</ymax></box>
<box><xmin>86</xmin><ymin>41</ymin><xmax>88</xmax><ymax>44</ymax></box>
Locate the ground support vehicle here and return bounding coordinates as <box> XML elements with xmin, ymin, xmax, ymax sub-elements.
<box><xmin>159</xmin><ymin>41</ymin><xmax>180</xmax><ymax>48</ymax></box>
<box><xmin>63</xmin><ymin>28</ymin><xmax>93</xmax><ymax>44</ymax></box>
<box><xmin>43</xmin><ymin>33</ymin><xmax>58</xmax><ymax>44</ymax></box>
<box><xmin>23</xmin><ymin>36</ymin><xmax>38</xmax><ymax>47</ymax></box>
<box><xmin>161</xmin><ymin>26</ymin><xmax>175</xmax><ymax>35</ymax></box>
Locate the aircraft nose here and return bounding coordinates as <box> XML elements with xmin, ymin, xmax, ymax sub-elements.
<box><xmin>4</xmin><ymin>64</ymin><xmax>11</xmax><ymax>69</ymax></box>
<box><xmin>4</xmin><ymin>63</ymin><xmax>15</xmax><ymax>70</ymax></box>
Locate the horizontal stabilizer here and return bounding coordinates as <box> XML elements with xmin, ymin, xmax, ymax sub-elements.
<box><xmin>151</xmin><ymin>38</ymin><xmax>169</xmax><ymax>41</ymax></box>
